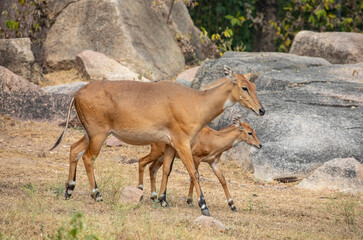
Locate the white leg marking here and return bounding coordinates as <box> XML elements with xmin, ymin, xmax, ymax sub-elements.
<box><xmin>77</xmin><ymin>150</ymin><xmax>85</xmax><ymax>160</ymax></box>
<box><xmin>138</xmin><ymin>184</ymin><xmax>143</xmax><ymax>190</ymax></box>
<box><xmin>201</xmin><ymin>204</ymin><xmax>206</xmax><ymax>209</ymax></box>
<box><xmin>151</xmin><ymin>192</ymin><xmax>157</xmax><ymax>198</ymax></box>
<box><xmin>69</xmin><ymin>181</ymin><xmax>76</xmax><ymax>186</ymax></box>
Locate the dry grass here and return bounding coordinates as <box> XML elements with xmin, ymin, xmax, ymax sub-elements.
<box><xmin>0</xmin><ymin>115</ymin><xmax>362</xmax><ymax>239</ymax></box>
<box><xmin>40</xmin><ymin>69</ymin><xmax>86</xmax><ymax>87</ymax></box>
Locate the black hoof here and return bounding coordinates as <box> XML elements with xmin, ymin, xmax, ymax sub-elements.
<box><xmin>231</xmin><ymin>206</ymin><xmax>238</xmax><ymax>212</ymax></box>
<box><xmin>91</xmin><ymin>190</ymin><xmax>103</xmax><ymax>202</ymax></box>
<box><xmin>65</xmin><ymin>192</ymin><xmax>71</xmax><ymax>200</ymax></box>
<box><xmin>201</xmin><ymin>208</ymin><xmax>210</xmax><ymax>216</ymax></box>
<box><xmin>186</xmin><ymin>198</ymin><xmax>193</xmax><ymax>205</ymax></box>
<box><xmin>160</xmin><ymin>200</ymin><xmax>168</xmax><ymax>207</ymax></box>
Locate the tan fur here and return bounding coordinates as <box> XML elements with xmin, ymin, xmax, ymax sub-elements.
<box><xmin>52</xmin><ymin>67</ymin><xmax>264</xmax><ymax>215</ymax></box>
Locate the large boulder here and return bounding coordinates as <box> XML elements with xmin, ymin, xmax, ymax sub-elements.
<box><xmin>76</xmin><ymin>50</ymin><xmax>150</xmax><ymax>82</ymax></box>
<box><xmin>289</xmin><ymin>31</ymin><xmax>363</xmax><ymax>64</ymax></box>
<box><xmin>0</xmin><ymin>66</ymin><xmax>69</xmax><ymax>120</ymax></box>
<box><xmin>0</xmin><ymin>38</ymin><xmax>42</xmax><ymax>84</ymax></box>
<box><xmin>42</xmin><ymin>81</ymin><xmax>88</xmax><ymax>95</ymax></box>
<box><xmin>165</xmin><ymin>1</ymin><xmax>220</xmax><ymax>62</ymax></box>
<box><xmin>44</xmin><ymin>0</ymin><xmax>199</xmax><ymax>80</ymax></box>
<box><xmin>191</xmin><ymin>51</ymin><xmax>331</xmax><ymax>89</ymax></box>
<box><xmin>192</xmin><ymin>52</ymin><xmax>363</xmax><ymax>181</ymax></box>
<box><xmin>297</xmin><ymin>158</ymin><xmax>363</xmax><ymax>194</ymax></box>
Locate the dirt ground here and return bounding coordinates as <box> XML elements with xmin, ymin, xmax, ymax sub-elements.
<box><xmin>0</xmin><ymin>115</ymin><xmax>362</xmax><ymax>239</ymax></box>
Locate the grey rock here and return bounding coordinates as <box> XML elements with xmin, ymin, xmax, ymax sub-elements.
<box><xmin>175</xmin><ymin>66</ymin><xmax>200</xmax><ymax>87</ymax></box>
<box><xmin>297</xmin><ymin>158</ymin><xmax>363</xmax><ymax>194</ymax></box>
<box><xmin>44</xmin><ymin>0</ymin><xmax>185</xmax><ymax>80</ymax></box>
<box><xmin>0</xmin><ymin>38</ymin><xmax>42</xmax><ymax>84</ymax></box>
<box><xmin>193</xmin><ymin>54</ymin><xmax>363</xmax><ymax>181</ymax></box>
<box><xmin>191</xmin><ymin>51</ymin><xmax>331</xmax><ymax>90</ymax></box>
<box><xmin>76</xmin><ymin>50</ymin><xmax>150</xmax><ymax>82</ymax></box>
<box><xmin>42</xmin><ymin>81</ymin><xmax>88</xmax><ymax>95</ymax></box>
<box><xmin>290</xmin><ymin>31</ymin><xmax>363</xmax><ymax>64</ymax></box>
<box><xmin>0</xmin><ymin>66</ymin><xmax>69</xmax><ymax>121</ymax></box>
<box><xmin>167</xmin><ymin>1</ymin><xmax>220</xmax><ymax>62</ymax></box>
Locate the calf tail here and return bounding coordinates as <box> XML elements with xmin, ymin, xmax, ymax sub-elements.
<box><xmin>50</xmin><ymin>97</ymin><xmax>75</xmax><ymax>151</ymax></box>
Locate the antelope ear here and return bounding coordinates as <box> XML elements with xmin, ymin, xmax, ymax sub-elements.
<box><xmin>232</xmin><ymin>117</ymin><xmax>239</xmax><ymax>126</ymax></box>
<box><xmin>224</xmin><ymin>65</ymin><xmax>232</xmax><ymax>78</ymax></box>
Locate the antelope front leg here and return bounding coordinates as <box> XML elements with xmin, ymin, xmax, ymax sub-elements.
<box><xmin>158</xmin><ymin>145</ymin><xmax>176</xmax><ymax>207</ymax></box>
<box><xmin>65</xmin><ymin>135</ymin><xmax>88</xmax><ymax>199</ymax></box>
<box><xmin>210</xmin><ymin>161</ymin><xmax>237</xmax><ymax>212</ymax></box>
<box><xmin>175</xmin><ymin>143</ymin><xmax>210</xmax><ymax>216</ymax></box>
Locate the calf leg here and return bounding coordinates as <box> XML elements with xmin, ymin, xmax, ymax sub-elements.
<box><xmin>210</xmin><ymin>161</ymin><xmax>237</xmax><ymax>212</ymax></box>
<box><xmin>138</xmin><ymin>143</ymin><xmax>164</xmax><ymax>190</ymax></box>
<box><xmin>65</xmin><ymin>135</ymin><xmax>88</xmax><ymax>199</ymax></box>
<box><xmin>149</xmin><ymin>158</ymin><xmax>163</xmax><ymax>200</ymax></box>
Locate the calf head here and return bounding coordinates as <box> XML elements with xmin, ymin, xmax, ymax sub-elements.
<box><xmin>232</xmin><ymin>117</ymin><xmax>262</xmax><ymax>149</ymax></box>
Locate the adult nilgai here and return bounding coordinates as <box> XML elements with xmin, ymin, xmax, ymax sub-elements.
<box><xmin>51</xmin><ymin>66</ymin><xmax>265</xmax><ymax>216</ymax></box>
<box><xmin>139</xmin><ymin>117</ymin><xmax>262</xmax><ymax>212</ymax></box>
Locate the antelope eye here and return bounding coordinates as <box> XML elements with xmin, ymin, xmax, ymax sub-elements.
<box><xmin>242</xmin><ymin>87</ymin><xmax>248</xmax><ymax>91</ymax></box>
<box><xmin>248</xmin><ymin>132</ymin><xmax>253</xmax><ymax>136</ymax></box>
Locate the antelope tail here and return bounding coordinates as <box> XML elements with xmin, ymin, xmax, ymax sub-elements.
<box><xmin>50</xmin><ymin>97</ymin><xmax>75</xmax><ymax>151</ymax></box>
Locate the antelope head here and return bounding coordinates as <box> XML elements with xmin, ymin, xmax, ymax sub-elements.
<box><xmin>224</xmin><ymin>66</ymin><xmax>265</xmax><ymax>116</ymax></box>
<box><xmin>233</xmin><ymin>117</ymin><xmax>262</xmax><ymax>149</ymax></box>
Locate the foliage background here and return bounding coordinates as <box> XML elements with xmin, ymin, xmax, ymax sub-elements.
<box><xmin>188</xmin><ymin>0</ymin><xmax>362</xmax><ymax>53</ymax></box>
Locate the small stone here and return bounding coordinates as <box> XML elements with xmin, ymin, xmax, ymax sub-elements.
<box><xmin>105</xmin><ymin>136</ymin><xmax>123</xmax><ymax>147</ymax></box>
<box><xmin>193</xmin><ymin>215</ymin><xmax>226</xmax><ymax>232</ymax></box>
<box><xmin>119</xmin><ymin>186</ymin><xmax>143</xmax><ymax>204</ymax></box>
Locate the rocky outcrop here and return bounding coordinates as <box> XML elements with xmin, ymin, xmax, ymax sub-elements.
<box><xmin>297</xmin><ymin>158</ymin><xmax>363</xmax><ymax>194</ymax></box>
<box><xmin>42</xmin><ymin>81</ymin><xmax>88</xmax><ymax>95</ymax></box>
<box><xmin>0</xmin><ymin>38</ymin><xmax>42</xmax><ymax>84</ymax></box>
<box><xmin>175</xmin><ymin>66</ymin><xmax>200</xmax><ymax>87</ymax></box>
<box><xmin>0</xmin><ymin>66</ymin><xmax>69</xmax><ymax>120</ymax></box>
<box><xmin>44</xmin><ymin>0</ymin><xmax>189</xmax><ymax>80</ymax></box>
<box><xmin>76</xmin><ymin>50</ymin><xmax>150</xmax><ymax>82</ymax></box>
<box><xmin>166</xmin><ymin>1</ymin><xmax>220</xmax><ymax>63</ymax></box>
<box><xmin>290</xmin><ymin>31</ymin><xmax>363</xmax><ymax>64</ymax></box>
<box><xmin>192</xmin><ymin>52</ymin><xmax>363</xmax><ymax>181</ymax></box>
<box><xmin>191</xmin><ymin>52</ymin><xmax>331</xmax><ymax>89</ymax></box>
